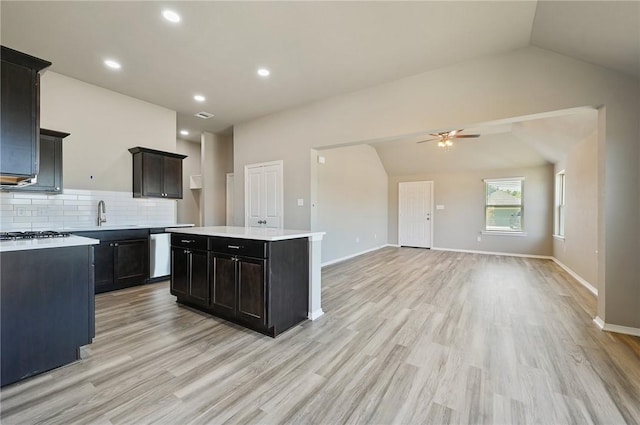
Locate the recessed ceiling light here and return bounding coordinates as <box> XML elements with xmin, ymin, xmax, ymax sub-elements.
<box><xmin>162</xmin><ymin>10</ymin><xmax>181</xmax><ymax>23</ymax></box>
<box><xmin>104</xmin><ymin>59</ymin><xmax>122</xmax><ymax>70</ymax></box>
<box><xmin>180</xmin><ymin>130</ymin><xmax>189</xmax><ymax>136</ymax></box>
<box><xmin>257</xmin><ymin>68</ymin><xmax>270</xmax><ymax>77</ymax></box>
<box><xmin>194</xmin><ymin>94</ymin><xmax>206</xmax><ymax>102</ymax></box>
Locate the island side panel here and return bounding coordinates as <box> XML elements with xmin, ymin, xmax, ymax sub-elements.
<box><xmin>308</xmin><ymin>234</ymin><xmax>324</xmax><ymax>320</ymax></box>
<box><xmin>269</xmin><ymin>238</ymin><xmax>309</xmax><ymax>335</ymax></box>
<box><xmin>0</xmin><ymin>245</ymin><xmax>94</xmax><ymax>387</ymax></box>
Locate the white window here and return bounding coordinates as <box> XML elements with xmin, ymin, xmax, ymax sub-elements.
<box><xmin>555</xmin><ymin>170</ymin><xmax>566</xmax><ymax>237</ymax></box>
<box><xmin>484</xmin><ymin>178</ymin><xmax>523</xmax><ymax>232</ymax></box>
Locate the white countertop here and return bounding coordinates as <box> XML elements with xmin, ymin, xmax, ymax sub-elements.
<box><xmin>0</xmin><ymin>235</ymin><xmax>100</xmax><ymax>253</ymax></box>
<box><xmin>65</xmin><ymin>223</ymin><xmax>194</xmax><ymax>232</ymax></box>
<box><xmin>166</xmin><ymin>226</ymin><xmax>325</xmax><ymax>241</ymax></box>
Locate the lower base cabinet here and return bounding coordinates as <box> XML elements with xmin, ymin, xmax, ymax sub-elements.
<box><xmin>73</xmin><ymin>229</ymin><xmax>149</xmax><ymax>294</ymax></box>
<box><xmin>171</xmin><ymin>234</ymin><xmax>309</xmax><ymax>337</ymax></box>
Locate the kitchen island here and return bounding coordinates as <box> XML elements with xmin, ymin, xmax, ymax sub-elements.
<box><xmin>0</xmin><ymin>235</ymin><xmax>99</xmax><ymax>387</ymax></box>
<box><xmin>166</xmin><ymin>226</ymin><xmax>324</xmax><ymax>336</ymax></box>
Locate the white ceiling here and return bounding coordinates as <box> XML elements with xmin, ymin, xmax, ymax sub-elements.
<box><xmin>2</xmin><ymin>1</ymin><xmax>637</xmax><ymax>143</ymax></box>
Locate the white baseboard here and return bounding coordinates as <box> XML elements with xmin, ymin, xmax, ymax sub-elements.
<box><xmin>321</xmin><ymin>244</ymin><xmax>392</xmax><ymax>267</ymax></box>
<box><xmin>594</xmin><ymin>316</ymin><xmax>640</xmax><ymax>337</ymax></box>
<box><xmin>308</xmin><ymin>309</ymin><xmax>324</xmax><ymax>321</ymax></box>
<box><xmin>551</xmin><ymin>257</ymin><xmax>598</xmax><ymax>296</ymax></box>
<box><xmin>430</xmin><ymin>246</ymin><xmax>552</xmax><ymax>260</ymax></box>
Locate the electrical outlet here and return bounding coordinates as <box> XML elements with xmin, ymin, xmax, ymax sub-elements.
<box><xmin>477</xmin><ymin>235</ymin><xmax>482</xmax><ymax>242</ymax></box>
<box><xmin>356</xmin><ymin>237</ymin><xmax>360</xmax><ymax>243</ymax></box>
<box><xmin>16</xmin><ymin>207</ymin><xmax>27</xmax><ymax>217</ymax></box>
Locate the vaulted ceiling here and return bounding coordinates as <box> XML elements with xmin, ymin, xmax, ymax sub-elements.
<box><xmin>2</xmin><ymin>1</ymin><xmax>638</xmax><ymax>144</ymax></box>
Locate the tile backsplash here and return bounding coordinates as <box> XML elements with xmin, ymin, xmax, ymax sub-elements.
<box><xmin>0</xmin><ymin>189</ymin><xmax>176</xmax><ymax>231</ymax></box>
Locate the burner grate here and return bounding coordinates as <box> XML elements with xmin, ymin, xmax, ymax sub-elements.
<box><xmin>0</xmin><ymin>231</ymin><xmax>71</xmax><ymax>241</ymax></box>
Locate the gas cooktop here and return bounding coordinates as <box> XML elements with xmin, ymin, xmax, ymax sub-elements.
<box><xmin>0</xmin><ymin>231</ymin><xmax>71</xmax><ymax>241</ymax></box>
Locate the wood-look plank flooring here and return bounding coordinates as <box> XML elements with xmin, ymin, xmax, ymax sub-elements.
<box><xmin>2</xmin><ymin>247</ymin><xmax>640</xmax><ymax>424</ymax></box>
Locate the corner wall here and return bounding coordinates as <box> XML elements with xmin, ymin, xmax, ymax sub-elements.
<box><xmin>176</xmin><ymin>139</ymin><xmax>201</xmax><ymax>226</ymax></box>
<box><xmin>553</xmin><ymin>132</ymin><xmax>598</xmax><ymax>290</ymax></box>
<box><xmin>201</xmin><ymin>132</ymin><xmax>233</xmax><ymax>226</ymax></box>
<box><xmin>316</xmin><ymin>145</ymin><xmax>388</xmax><ymax>264</ymax></box>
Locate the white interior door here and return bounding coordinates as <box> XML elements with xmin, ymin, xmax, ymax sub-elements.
<box><xmin>398</xmin><ymin>181</ymin><xmax>433</xmax><ymax>248</ymax></box>
<box><xmin>245</xmin><ymin>161</ymin><xmax>283</xmax><ymax>228</ymax></box>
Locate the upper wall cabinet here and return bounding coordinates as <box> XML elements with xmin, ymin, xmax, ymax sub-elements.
<box><xmin>11</xmin><ymin>129</ymin><xmax>69</xmax><ymax>193</ymax></box>
<box><xmin>0</xmin><ymin>46</ymin><xmax>51</xmax><ymax>186</ymax></box>
<box><xmin>129</xmin><ymin>147</ymin><xmax>187</xmax><ymax>199</ymax></box>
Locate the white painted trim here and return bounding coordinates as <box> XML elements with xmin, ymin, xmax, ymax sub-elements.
<box><xmin>594</xmin><ymin>316</ymin><xmax>605</xmax><ymax>330</ymax></box>
<box><xmin>594</xmin><ymin>316</ymin><xmax>640</xmax><ymax>337</ymax></box>
<box><xmin>322</xmin><ymin>244</ymin><xmax>390</xmax><ymax>267</ymax></box>
<box><xmin>551</xmin><ymin>257</ymin><xmax>598</xmax><ymax>296</ymax></box>
<box><xmin>481</xmin><ymin>231</ymin><xmax>528</xmax><ymax>237</ymax></box>
<box><xmin>308</xmin><ymin>309</ymin><xmax>325</xmax><ymax>320</ymax></box>
<box><xmin>552</xmin><ymin>235</ymin><xmax>565</xmax><ymax>241</ymax></box>
<box><xmin>430</xmin><ymin>246</ymin><xmax>552</xmax><ymax>260</ymax></box>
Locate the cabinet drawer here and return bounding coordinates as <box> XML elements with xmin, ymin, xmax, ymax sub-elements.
<box><xmin>209</xmin><ymin>237</ymin><xmax>268</xmax><ymax>259</ymax></box>
<box><xmin>171</xmin><ymin>233</ymin><xmax>208</xmax><ymax>251</ymax></box>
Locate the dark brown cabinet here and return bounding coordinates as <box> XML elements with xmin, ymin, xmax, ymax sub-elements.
<box><xmin>211</xmin><ymin>252</ymin><xmax>267</xmax><ymax>328</ymax></box>
<box><xmin>11</xmin><ymin>129</ymin><xmax>68</xmax><ymax>193</ymax></box>
<box><xmin>1</xmin><ymin>244</ymin><xmax>94</xmax><ymax>387</ymax></box>
<box><xmin>129</xmin><ymin>147</ymin><xmax>186</xmax><ymax>199</ymax></box>
<box><xmin>73</xmin><ymin>229</ymin><xmax>149</xmax><ymax>293</ymax></box>
<box><xmin>171</xmin><ymin>234</ymin><xmax>309</xmax><ymax>337</ymax></box>
<box><xmin>171</xmin><ymin>243</ymin><xmax>209</xmax><ymax>307</ymax></box>
<box><xmin>0</xmin><ymin>46</ymin><xmax>51</xmax><ymax>185</ymax></box>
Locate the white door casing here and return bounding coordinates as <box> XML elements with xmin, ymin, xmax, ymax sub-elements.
<box><xmin>398</xmin><ymin>181</ymin><xmax>433</xmax><ymax>248</ymax></box>
<box><xmin>226</xmin><ymin>173</ymin><xmax>234</xmax><ymax>226</ymax></box>
<box><xmin>244</xmin><ymin>160</ymin><xmax>283</xmax><ymax>228</ymax></box>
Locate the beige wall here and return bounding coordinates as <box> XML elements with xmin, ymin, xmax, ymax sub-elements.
<box><xmin>201</xmin><ymin>132</ymin><xmax>233</xmax><ymax>226</ymax></box>
<box><xmin>388</xmin><ymin>165</ymin><xmax>554</xmax><ymax>256</ymax></box>
<box><xmin>40</xmin><ymin>72</ymin><xmax>176</xmax><ymax>193</ymax></box>
<box><xmin>176</xmin><ymin>139</ymin><xmax>201</xmax><ymax>226</ymax></box>
<box><xmin>316</xmin><ymin>145</ymin><xmax>388</xmax><ymax>263</ymax></box>
<box><xmin>553</xmin><ymin>132</ymin><xmax>598</xmax><ymax>289</ymax></box>
<box><xmin>233</xmin><ymin>46</ymin><xmax>640</xmax><ymax>329</ymax></box>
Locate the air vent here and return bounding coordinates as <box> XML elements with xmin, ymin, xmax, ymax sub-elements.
<box><xmin>195</xmin><ymin>111</ymin><xmax>214</xmax><ymax>119</ymax></box>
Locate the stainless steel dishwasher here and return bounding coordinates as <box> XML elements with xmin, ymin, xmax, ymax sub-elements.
<box><xmin>149</xmin><ymin>228</ymin><xmax>171</xmax><ymax>282</ymax></box>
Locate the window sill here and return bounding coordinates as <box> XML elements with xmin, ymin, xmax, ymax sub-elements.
<box><xmin>553</xmin><ymin>235</ymin><xmax>565</xmax><ymax>241</ymax></box>
<box><xmin>481</xmin><ymin>230</ymin><xmax>528</xmax><ymax>237</ymax></box>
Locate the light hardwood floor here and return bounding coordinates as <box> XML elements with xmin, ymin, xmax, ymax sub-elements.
<box><xmin>2</xmin><ymin>247</ymin><xmax>639</xmax><ymax>424</ymax></box>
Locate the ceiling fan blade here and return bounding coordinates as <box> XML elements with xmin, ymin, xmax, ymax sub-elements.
<box><xmin>416</xmin><ymin>138</ymin><xmax>439</xmax><ymax>144</ymax></box>
<box><xmin>453</xmin><ymin>134</ymin><xmax>480</xmax><ymax>138</ymax></box>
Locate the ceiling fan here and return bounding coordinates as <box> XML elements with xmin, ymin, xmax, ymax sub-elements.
<box><xmin>417</xmin><ymin>129</ymin><xmax>480</xmax><ymax>148</ymax></box>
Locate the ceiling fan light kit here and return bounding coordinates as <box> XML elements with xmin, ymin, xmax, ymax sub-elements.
<box><xmin>417</xmin><ymin>129</ymin><xmax>481</xmax><ymax>149</ymax></box>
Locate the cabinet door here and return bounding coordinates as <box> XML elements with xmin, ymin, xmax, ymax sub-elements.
<box><xmin>0</xmin><ymin>61</ymin><xmax>38</xmax><ymax>177</ymax></box>
<box><xmin>163</xmin><ymin>156</ymin><xmax>183</xmax><ymax>199</ymax></box>
<box><xmin>141</xmin><ymin>152</ymin><xmax>164</xmax><ymax>197</ymax></box>
<box><xmin>210</xmin><ymin>253</ymin><xmax>237</xmax><ymax>317</ymax></box>
<box><xmin>18</xmin><ymin>133</ymin><xmax>63</xmax><ymax>192</ymax></box>
<box><xmin>114</xmin><ymin>239</ymin><xmax>148</xmax><ymax>286</ymax></box>
<box><xmin>189</xmin><ymin>250</ymin><xmax>209</xmax><ymax>305</ymax></box>
<box><xmin>237</xmin><ymin>257</ymin><xmax>267</xmax><ymax>327</ymax></box>
<box><xmin>171</xmin><ymin>246</ymin><xmax>189</xmax><ymax>297</ymax></box>
<box><xmin>94</xmin><ymin>241</ymin><xmax>115</xmax><ymax>294</ymax></box>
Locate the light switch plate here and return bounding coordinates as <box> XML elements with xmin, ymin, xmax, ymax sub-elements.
<box><xmin>297</xmin><ymin>198</ymin><xmax>304</xmax><ymax>206</ymax></box>
<box><xmin>436</xmin><ymin>204</ymin><xmax>445</xmax><ymax>210</ymax></box>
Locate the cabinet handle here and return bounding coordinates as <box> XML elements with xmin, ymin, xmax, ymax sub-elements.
<box><xmin>181</xmin><ymin>239</ymin><xmax>195</xmax><ymax>243</ymax></box>
<box><xmin>227</xmin><ymin>245</ymin><xmax>242</xmax><ymax>249</ymax></box>
<box><xmin>55</xmin><ymin>187</ymin><xmax>60</xmax><ymax>191</ymax></box>
<box><xmin>114</xmin><ymin>243</ymin><xmax>118</xmax><ymax>246</ymax></box>
<box><xmin>184</xmin><ymin>249</ymin><xmax>190</xmax><ymax>254</ymax></box>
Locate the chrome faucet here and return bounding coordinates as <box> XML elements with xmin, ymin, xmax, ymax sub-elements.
<box><xmin>97</xmin><ymin>200</ymin><xmax>107</xmax><ymax>226</ymax></box>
